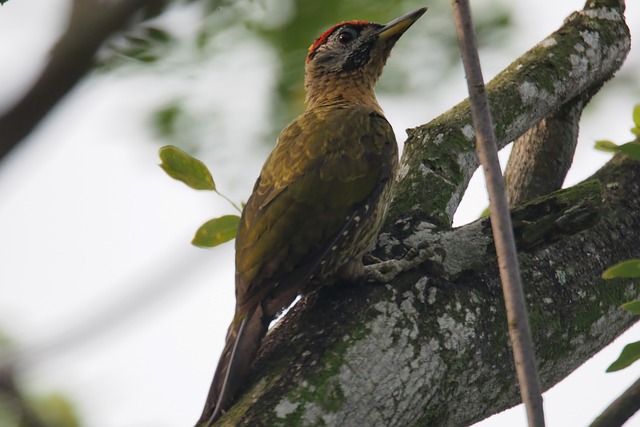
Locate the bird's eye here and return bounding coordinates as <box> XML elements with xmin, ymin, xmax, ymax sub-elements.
<box><xmin>337</xmin><ymin>28</ymin><xmax>357</xmax><ymax>44</ymax></box>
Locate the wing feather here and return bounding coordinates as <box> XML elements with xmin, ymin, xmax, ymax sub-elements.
<box><xmin>235</xmin><ymin>105</ymin><xmax>397</xmax><ymax>312</ymax></box>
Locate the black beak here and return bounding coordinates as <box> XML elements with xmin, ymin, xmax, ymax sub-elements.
<box><xmin>376</xmin><ymin>7</ymin><xmax>427</xmax><ymax>41</ymax></box>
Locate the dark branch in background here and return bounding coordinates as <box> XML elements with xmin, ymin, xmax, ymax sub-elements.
<box><xmin>450</xmin><ymin>0</ymin><xmax>544</xmax><ymax>425</ymax></box>
<box><xmin>505</xmin><ymin>94</ymin><xmax>592</xmax><ymax>206</ymax></box>
<box><xmin>0</xmin><ymin>0</ymin><xmax>166</xmax><ymax>161</ymax></box>
<box><xmin>590</xmin><ymin>376</ymin><xmax>640</xmax><ymax>427</ymax></box>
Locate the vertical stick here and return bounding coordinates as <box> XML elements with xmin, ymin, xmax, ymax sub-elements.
<box><xmin>449</xmin><ymin>1</ymin><xmax>545</xmax><ymax>426</ymax></box>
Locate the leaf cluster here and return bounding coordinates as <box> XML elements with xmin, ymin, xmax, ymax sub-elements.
<box><xmin>158</xmin><ymin>145</ymin><xmax>241</xmax><ymax>248</ymax></box>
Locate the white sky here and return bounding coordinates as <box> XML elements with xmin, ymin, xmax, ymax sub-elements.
<box><xmin>1</xmin><ymin>1</ymin><xmax>639</xmax><ymax>426</ymax></box>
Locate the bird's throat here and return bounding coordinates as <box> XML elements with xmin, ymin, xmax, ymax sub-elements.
<box><xmin>304</xmin><ymin>69</ymin><xmax>382</xmax><ymax>113</ymax></box>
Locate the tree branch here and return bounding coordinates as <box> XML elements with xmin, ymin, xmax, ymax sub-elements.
<box><xmin>367</xmin><ymin>179</ymin><xmax>601</xmax><ymax>284</ymax></box>
<box><xmin>215</xmin><ymin>156</ymin><xmax>639</xmax><ymax>426</ymax></box>
<box><xmin>505</xmin><ymin>95</ymin><xmax>588</xmax><ymax>206</ymax></box>
<box><xmin>590</xmin><ymin>376</ymin><xmax>640</xmax><ymax>427</ymax></box>
<box><xmin>389</xmin><ymin>0</ymin><xmax>629</xmax><ymax>228</ymax></box>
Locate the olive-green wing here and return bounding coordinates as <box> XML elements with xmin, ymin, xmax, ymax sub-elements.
<box><xmin>235</xmin><ymin>106</ymin><xmax>396</xmax><ymax>312</ymax></box>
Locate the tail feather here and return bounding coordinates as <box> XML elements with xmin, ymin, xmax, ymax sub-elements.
<box><xmin>196</xmin><ymin>307</ymin><xmax>269</xmax><ymax>426</ymax></box>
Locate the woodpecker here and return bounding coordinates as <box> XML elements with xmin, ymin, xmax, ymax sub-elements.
<box><xmin>196</xmin><ymin>8</ymin><xmax>426</xmax><ymax>425</ymax></box>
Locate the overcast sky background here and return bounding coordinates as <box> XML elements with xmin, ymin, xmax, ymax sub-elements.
<box><xmin>1</xmin><ymin>1</ymin><xmax>640</xmax><ymax>426</ymax></box>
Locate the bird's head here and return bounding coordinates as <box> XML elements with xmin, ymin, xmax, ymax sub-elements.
<box><xmin>304</xmin><ymin>7</ymin><xmax>426</xmax><ymax>110</ymax></box>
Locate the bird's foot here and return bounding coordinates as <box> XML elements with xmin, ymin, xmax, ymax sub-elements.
<box><xmin>363</xmin><ymin>254</ymin><xmax>383</xmax><ymax>265</ymax></box>
<box><xmin>337</xmin><ymin>259</ymin><xmax>365</xmax><ymax>283</ymax></box>
<box><xmin>364</xmin><ymin>246</ymin><xmax>433</xmax><ymax>283</ymax></box>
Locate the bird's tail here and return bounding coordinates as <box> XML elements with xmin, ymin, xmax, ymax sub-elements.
<box><xmin>196</xmin><ymin>306</ymin><xmax>268</xmax><ymax>426</ymax></box>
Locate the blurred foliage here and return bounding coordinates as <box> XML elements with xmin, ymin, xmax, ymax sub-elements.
<box><xmin>96</xmin><ymin>26</ymin><xmax>172</xmax><ymax>69</ymax></box>
<box><xmin>30</xmin><ymin>394</ymin><xmax>80</xmax><ymax>427</ymax></box>
<box><xmin>0</xmin><ymin>330</ymin><xmax>81</xmax><ymax>427</ymax></box>
<box><xmin>150</xmin><ymin>100</ymin><xmax>207</xmax><ymax>154</ymax></box>
<box><xmin>152</xmin><ymin>102</ymin><xmax>184</xmax><ymax>141</ymax></box>
<box><xmin>0</xmin><ymin>391</ymin><xmax>81</xmax><ymax>427</ymax></box>
<box><xmin>122</xmin><ymin>27</ymin><xmax>172</xmax><ymax>64</ymax></box>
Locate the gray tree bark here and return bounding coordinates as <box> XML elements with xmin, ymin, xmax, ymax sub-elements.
<box><xmin>505</xmin><ymin>96</ymin><xmax>588</xmax><ymax>206</ymax></box>
<box><xmin>211</xmin><ymin>1</ymin><xmax>638</xmax><ymax>426</ymax></box>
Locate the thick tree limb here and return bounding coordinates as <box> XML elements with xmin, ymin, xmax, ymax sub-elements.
<box><xmin>440</xmin><ymin>180</ymin><xmax>602</xmax><ymax>275</ymax></box>
<box><xmin>505</xmin><ymin>95</ymin><xmax>589</xmax><ymax>206</ymax></box>
<box><xmin>216</xmin><ymin>155</ymin><xmax>639</xmax><ymax>427</ymax></box>
<box><xmin>390</xmin><ymin>0</ymin><xmax>629</xmax><ymax>228</ymax></box>
<box><xmin>371</xmin><ymin>179</ymin><xmax>602</xmax><ymax>281</ymax></box>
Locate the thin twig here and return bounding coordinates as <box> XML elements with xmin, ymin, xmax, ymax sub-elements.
<box><xmin>450</xmin><ymin>1</ymin><xmax>545</xmax><ymax>426</ymax></box>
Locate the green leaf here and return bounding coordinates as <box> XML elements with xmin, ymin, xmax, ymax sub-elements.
<box><xmin>159</xmin><ymin>145</ymin><xmax>215</xmax><ymax>190</ymax></box>
<box><xmin>633</xmin><ymin>104</ymin><xmax>640</xmax><ymax>128</ymax></box>
<box><xmin>602</xmin><ymin>259</ymin><xmax>640</xmax><ymax>279</ymax></box>
<box><xmin>631</xmin><ymin>127</ymin><xmax>640</xmax><ymax>137</ymax></box>
<box><xmin>192</xmin><ymin>215</ymin><xmax>240</xmax><ymax>248</ymax></box>
<box><xmin>594</xmin><ymin>140</ymin><xmax>619</xmax><ymax>153</ymax></box>
<box><xmin>607</xmin><ymin>341</ymin><xmax>640</xmax><ymax>372</ymax></box>
<box><xmin>621</xmin><ymin>300</ymin><xmax>640</xmax><ymax>315</ymax></box>
<box><xmin>618</xmin><ymin>141</ymin><xmax>640</xmax><ymax>161</ymax></box>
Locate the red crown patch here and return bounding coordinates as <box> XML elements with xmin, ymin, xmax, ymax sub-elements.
<box><xmin>306</xmin><ymin>20</ymin><xmax>368</xmax><ymax>62</ymax></box>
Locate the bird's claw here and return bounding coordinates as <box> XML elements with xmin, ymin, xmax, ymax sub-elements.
<box><xmin>364</xmin><ymin>245</ymin><xmax>435</xmax><ymax>284</ymax></box>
